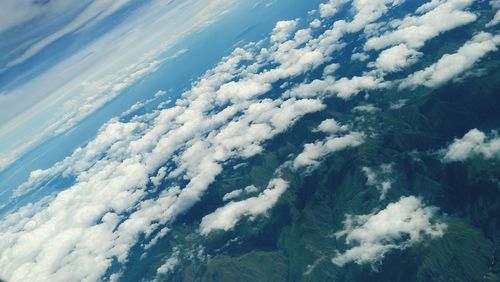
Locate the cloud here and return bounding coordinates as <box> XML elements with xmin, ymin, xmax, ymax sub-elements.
<box><xmin>292</xmin><ymin>118</ymin><xmax>360</xmax><ymax>171</ymax></box>
<box><xmin>200</xmin><ymin>178</ymin><xmax>288</xmax><ymax>235</ymax></box>
<box><xmin>389</xmin><ymin>99</ymin><xmax>407</xmax><ymax>109</ymax></box>
<box><xmin>315</xmin><ymin>118</ymin><xmax>349</xmax><ymax>134</ymax></box>
<box><xmin>352</xmin><ymin>104</ymin><xmax>380</xmax><ymax>113</ymax></box>
<box><xmin>369</xmin><ymin>44</ymin><xmax>422</xmax><ymax>72</ymax></box>
<box><xmin>351</xmin><ymin>52</ymin><xmax>369</xmax><ymax>62</ymax></box>
<box><xmin>400</xmin><ymin>32</ymin><xmax>500</xmax><ymax>89</ymax></box>
<box><xmin>319</xmin><ymin>0</ymin><xmax>347</xmax><ymax>18</ymax></box>
<box><xmin>222</xmin><ymin>189</ymin><xmax>243</xmax><ymax>201</ymax></box>
<box><xmin>0</xmin><ymin>0</ymin><xmax>87</xmax><ymax>34</ymax></box>
<box><xmin>487</xmin><ymin>10</ymin><xmax>500</xmax><ymax>27</ymax></box>
<box><xmin>285</xmin><ymin>76</ymin><xmax>387</xmax><ymax>100</ymax></box>
<box><xmin>4</xmin><ymin>0</ymin><xmax>133</xmax><ymax>69</ymax></box>
<box><xmin>442</xmin><ymin>129</ymin><xmax>500</xmax><ymax>162</ymax></box>
<box><xmin>0</xmin><ymin>0</ymin><xmax>236</xmax><ymax>173</ymax></box>
<box><xmin>293</xmin><ymin>131</ymin><xmax>364</xmax><ymax>170</ymax></box>
<box><xmin>365</xmin><ymin>0</ymin><xmax>477</xmax><ymax>51</ymax></box>
<box><xmin>0</xmin><ymin>6</ymin><xmax>339</xmax><ymax>279</ymax></box>
<box><xmin>361</xmin><ymin>163</ymin><xmax>394</xmax><ymax>199</ymax></box>
<box><xmin>310</xmin><ymin>19</ymin><xmax>322</xmax><ymax>28</ymax></box>
<box><xmin>332</xmin><ymin>196</ymin><xmax>446</xmax><ymax>266</ymax></box>
<box><xmin>270</xmin><ymin>20</ymin><xmax>298</xmax><ymax>43</ymax></box>
<box><xmin>156</xmin><ymin>248</ymin><xmax>180</xmax><ymax>275</ymax></box>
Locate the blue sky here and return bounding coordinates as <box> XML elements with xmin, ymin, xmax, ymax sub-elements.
<box><xmin>0</xmin><ymin>0</ymin><xmax>237</xmax><ymax>172</ymax></box>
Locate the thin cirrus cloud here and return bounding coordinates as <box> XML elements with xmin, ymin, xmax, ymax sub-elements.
<box><xmin>0</xmin><ymin>0</ymin><xmax>237</xmax><ymax>172</ymax></box>
<box><xmin>2</xmin><ymin>0</ymin><xmax>134</xmax><ymax>69</ymax></box>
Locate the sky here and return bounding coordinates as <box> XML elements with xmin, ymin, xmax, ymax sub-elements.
<box><xmin>0</xmin><ymin>0</ymin><xmax>237</xmax><ymax>172</ymax></box>
<box><xmin>0</xmin><ymin>0</ymin><xmax>499</xmax><ymax>281</ymax></box>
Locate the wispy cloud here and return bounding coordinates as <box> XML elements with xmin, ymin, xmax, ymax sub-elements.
<box><xmin>0</xmin><ymin>0</ymin><xmax>235</xmax><ymax>172</ymax></box>
<box><xmin>3</xmin><ymin>0</ymin><xmax>133</xmax><ymax>69</ymax></box>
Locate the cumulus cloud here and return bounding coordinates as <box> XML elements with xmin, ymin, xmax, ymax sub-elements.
<box><xmin>319</xmin><ymin>0</ymin><xmax>347</xmax><ymax>18</ymax></box>
<box><xmin>332</xmin><ymin>196</ymin><xmax>446</xmax><ymax>266</ymax></box>
<box><xmin>222</xmin><ymin>185</ymin><xmax>259</xmax><ymax>201</ymax></box>
<box><xmin>315</xmin><ymin>118</ymin><xmax>349</xmax><ymax>134</ymax></box>
<box><xmin>442</xmin><ymin>129</ymin><xmax>500</xmax><ymax>162</ymax></box>
<box><xmin>270</xmin><ymin>20</ymin><xmax>298</xmax><ymax>43</ymax></box>
<box><xmin>200</xmin><ymin>178</ymin><xmax>288</xmax><ymax>235</ymax></box>
<box><xmin>285</xmin><ymin>76</ymin><xmax>387</xmax><ymax>100</ymax></box>
<box><xmin>365</xmin><ymin>0</ymin><xmax>477</xmax><ymax>51</ymax></box>
<box><xmin>310</xmin><ymin>19</ymin><xmax>322</xmax><ymax>28</ymax></box>
<box><xmin>400</xmin><ymin>32</ymin><xmax>500</xmax><ymax>89</ymax></box>
<box><xmin>223</xmin><ymin>189</ymin><xmax>243</xmax><ymax>201</ymax></box>
<box><xmin>361</xmin><ymin>163</ymin><xmax>394</xmax><ymax>199</ymax></box>
<box><xmin>293</xmin><ymin>131</ymin><xmax>364</xmax><ymax>170</ymax></box>
<box><xmin>370</xmin><ymin>44</ymin><xmax>422</xmax><ymax>72</ymax></box>
<box><xmin>351</xmin><ymin>52</ymin><xmax>369</xmax><ymax>62</ymax></box>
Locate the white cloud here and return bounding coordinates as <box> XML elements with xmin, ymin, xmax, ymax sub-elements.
<box><xmin>486</xmin><ymin>10</ymin><xmax>500</xmax><ymax>27</ymax></box>
<box><xmin>352</xmin><ymin>104</ymin><xmax>380</xmax><ymax>113</ymax></box>
<box><xmin>270</xmin><ymin>20</ymin><xmax>298</xmax><ymax>43</ymax></box>
<box><xmin>319</xmin><ymin>0</ymin><xmax>347</xmax><ymax>18</ymax></box>
<box><xmin>293</xmin><ymin>131</ymin><xmax>364</xmax><ymax>170</ymax></box>
<box><xmin>400</xmin><ymin>32</ymin><xmax>500</xmax><ymax>89</ymax></box>
<box><xmin>442</xmin><ymin>129</ymin><xmax>500</xmax><ymax>162</ymax></box>
<box><xmin>351</xmin><ymin>52</ymin><xmax>369</xmax><ymax>62</ymax></box>
<box><xmin>310</xmin><ymin>19</ymin><xmax>322</xmax><ymax>28</ymax></box>
<box><xmin>222</xmin><ymin>189</ymin><xmax>243</xmax><ymax>201</ymax></box>
<box><xmin>332</xmin><ymin>196</ymin><xmax>446</xmax><ymax>266</ymax></box>
<box><xmin>156</xmin><ymin>248</ymin><xmax>180</xmax><ymax>275</ymax></box>
<box><xmin>222</xmin><ymin>185</ymin><xmax>259</xmax><ymax>201</ymax></box>
<box><xmin>365</xmin><ymin>0</ymin><xmax>477</xmax><ymax>50</ymax></box>
<box><xmin>370</xmin><ymin>44</ymin><xmax>422</xmax><ymax>72</ymax></box>
<box><xmin>333</xmin><ymin>76</ymin><xmax>386</xmax><ymax>99</ymax></box>
<box><xmin>315</xmin><ymin>118</ymin><xmax>349</xmax><ymax>134</ymax></box>
<box><xmin>361</xmin><ymin>164</ymin><xmax>394</xmax><ymax>199</ymax></box>
<box><xmin>200</xmin><ymin>178</ymin><xmax>288</xmax><ymax>235</ymax></box>
<box><xmin>389</xmin><ymin>99</ymin><xmax>407</xmax><ymax>109</ymax></box>
<box><xmin>0</xmin><ymin>0</ymin><xmax>88</xmax><ymax>34</ymax></box>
